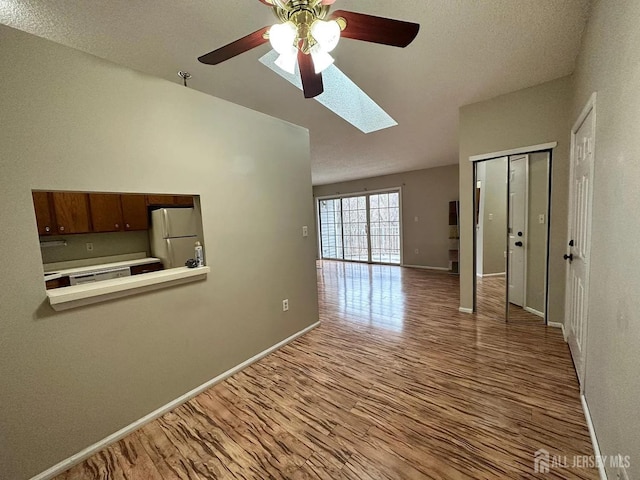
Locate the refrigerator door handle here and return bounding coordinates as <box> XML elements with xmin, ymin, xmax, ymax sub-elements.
<box><xmin>163</xmin><ymin>209</ymin><xmax>170</xmax><ymax>239</ymax></box>
<box><xmin>166</xmin><ymin>239</ymin><xmax>174</xmax><ymax>268</ymax></box>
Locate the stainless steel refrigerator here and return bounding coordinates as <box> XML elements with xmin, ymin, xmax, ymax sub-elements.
<box><xmin>149</xmin><ymin>208</ymin><xmax>201</xmax><ymax>268</ymax></box>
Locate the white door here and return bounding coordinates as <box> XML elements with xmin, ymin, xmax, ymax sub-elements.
<box><xmin>508</xmin><ymin>156</ymin><xmax>527</xmax><ymax>306</ymax></box>
<box><xmin>566</xmin><ymin>99</ymin><xmax>596</xmax><ymax>387</ymax></box>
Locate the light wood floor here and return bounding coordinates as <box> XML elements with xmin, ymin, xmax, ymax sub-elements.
<box><xmin>476</xmin><ymin>274</ymin><xmax>546</xmax><ymax>324</ymax></box>
<box><xmin>56</xmin><ymin>261</ymin><xmax>596</xmax><ymax>479</ymax></box>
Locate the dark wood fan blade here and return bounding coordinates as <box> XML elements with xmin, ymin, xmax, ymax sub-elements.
<box><xmin>198</xmin><ymin>26</ymin><xmax>270</xmax><ymax>65</ymax></box>
<box><xmin>330</xmin><ymin>10</ymin><xmax>419</xmax><ymax>47</ymax></box>
<box><xmin>298</xmin><ymin>50</ymin><xmax>324</xmax><ymax>98</ymax></box>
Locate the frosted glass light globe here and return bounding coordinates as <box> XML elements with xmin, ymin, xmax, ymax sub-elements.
<box><xmin>269</xmin><ymin>22</ymin><xmax>297</xmax><ymax>55</ymax></box>
<box><xmin>311</xmin><ymin>20</ymin><xmax>341</xmax><ymax>53</ymax></box>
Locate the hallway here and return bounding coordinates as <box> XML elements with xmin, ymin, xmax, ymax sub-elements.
<box><xmin>57</xmin><ymin>261</ymin><xmax>596</xmax><ymax>479</ymax></box>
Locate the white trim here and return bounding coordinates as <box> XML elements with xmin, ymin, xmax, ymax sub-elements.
<box><xmin>524</xmin><ymin>306</ymin><xmax>544</xmax><ymax>318</ymax></box>
<box><xmin>573</xmin><ymin>92</ymin><xmax>598</xmax><ymax>132</ymax></box>
<box><xmin>469</xmin><ymin>142</ymin><xmax>557</xmax><ymax>162</ymax></box>
<box><xmin>315</xmin><ymin>186</ymin><xmax>403</xmax><ymax>200</ymax></box>
<box><xmin>548</xmin><ymin>321</ymin><xmax>567</xmax><ymax>341</ymax></box>
<box><xmin>478</xmin><ymin>272</ymin><xmax>506</xmax><ymax>278</ymax></box>
<box><xmin>403</xmin><ymin>264</ymin><xmax>449</xmax><ymax>271</ymax></box>
<box><xmin>581</xmin><ymin>395</ymin><xmax>608</xmax><ymax>480</ymax></box>
<box><xmin>459</xmin><ymin>307</ymin><xmax>473</xmax><ymax>314</ymax></box>
<box><xmin>46</xmin><ymin>266</ymin><xmax>210</xmax><ymax>311</ymax></box>
<box><xmin>30</xmin><ymin>321</ymin><xmax>321</xmax><ymax>480</ymax></box>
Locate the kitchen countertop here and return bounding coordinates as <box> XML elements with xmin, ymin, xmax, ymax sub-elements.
<box><xmin>44</xmin><ymin>257</ymin><xmax>162</xmax><ymax>282</ymax></box>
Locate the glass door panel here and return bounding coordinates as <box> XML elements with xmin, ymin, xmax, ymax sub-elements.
<box><xmin>318</xmin><ymin>190</ymin><xmax>401</xmax><ymax>265</ymax></box>
<box><xmin>369</xmin><ymin>191</ymin><xmax>401</xmax><ymax>264</ymax></box>
<box><xmin>342</xmin><ymin>196</ymin><xmax>369</xmax><ymax>262</ymax></box>
<box><xmin>319</xmin><ymin>198</ymin><xmax>343</xmax><ymax>260</ymax></box>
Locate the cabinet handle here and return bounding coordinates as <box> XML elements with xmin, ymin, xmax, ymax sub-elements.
<box><xmin>126</xmin><ymin>223</ymin><xmax>130</xmax><ymax>229</ymax></box>
<box><xmin>45</xmin><ymin>226</ymin><xmax>50</xmax><ymax>232</ymax></box>
<box><xmin>59</xmin><ymin>226</ymin><xmax>65</xmax><ymax>232</ymax></box>
<box><xmin>115</xmin><ymin>224</ymin><xmax>119</xmax><ymax>228</ymax></box>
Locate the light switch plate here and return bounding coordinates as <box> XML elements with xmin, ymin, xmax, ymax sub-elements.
<box><xmin>538</xmin><ymin>214</ymin><xmax>545</xmax><ymax>224</ymax></box>
<box><xmin>302</xmin><ymin>226</ymin><xmax>308</xmax><ymax>237</ymax></box>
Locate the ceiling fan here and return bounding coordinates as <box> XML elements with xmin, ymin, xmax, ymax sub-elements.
<box><xmin>198</xmin><ymin>0</ymin><xmax>420</xmax><ymax>99</ymax></box>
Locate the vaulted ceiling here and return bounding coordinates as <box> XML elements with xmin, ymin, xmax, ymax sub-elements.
<box><xmin>0</xmin><ymin>0</ymin><xmax>590</xmax><ymax>184</ymax></box>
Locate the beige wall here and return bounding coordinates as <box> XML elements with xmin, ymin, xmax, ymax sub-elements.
<box><xmin>313</xmin><ymin>165</ymin><xmax>459</xmax><ymax>269</ymax></box>
<box><xmin>526</xmin><ymin>152</ymin><xmax>549</xmax><ymax>314</ymax></box>
<box><xmin>0</xmin><ymin>26</ymin><xmax>318</xmax><ymax>480</ymax></box>
<box><xmin>479</xmin><ymin>157</ymin><xmax>507</xmax><ymax>275</ymax></box>
<box><xmin>459</xmin><ymin>76</ymin><xmax>572</xmax><ymax>324</ymax></box>
<box><xmin>571</xmin><ymin>0</ymin><xmax>640</xmax><ymax>477</ymax></box>
<box><xmin>40</xmin><ymin>231</ymin><xmax>150</xmax><ymax>265</ymax></box>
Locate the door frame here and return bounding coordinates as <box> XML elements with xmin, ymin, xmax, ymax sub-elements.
<box><xmin>565</xmin><ymin>92</ymin><xmax>597</xmax><ymax>390</ymax></box>
<box><xmin>315</xmin><ymin>186</ymin><xmax>404</xmax><ymax>265</ymax></box>
<box><xmin>470</xmin><ymin>142</ymin><xmax>556</xmax><ymax>321</ymax></box>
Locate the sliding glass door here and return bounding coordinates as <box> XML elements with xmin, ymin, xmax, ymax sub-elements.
<box><xmin>318</xmin><ymin>190</ymin><xmax>401</xmax><ymax>265</ymax></box>
<box><xmin>369</xmin><ymin>192</ymin><xmax>401</xmax><ymax>264</ymax></box>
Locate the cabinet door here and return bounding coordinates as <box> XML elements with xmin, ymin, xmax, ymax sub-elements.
<box><xmin>52</xmin><ymin>192</ymin><xmax>91</xmax><ymax>234</ymax></box>
<box><xmin>121</xmin><ymin>194</ymin><xmax>148</xmax><ymax>231</ymax></box>
<box><xmin>32</xmin><ymin>191</ymin><xmax>56</xmax><ymax>235</ymax></box>
<box><xmin>174</xmin><ymin>195</ymin><xmax>194</xmax><ymax>207</ymax></box>
<box><xmin>146</xmin><ymin>195</ymin><xmax>175</xmax><ymax>206</ymax></box>
<box><xmin>89</xmin><ymin>193</ymin><xmax>124</xmax><ymax>232</ymax></box>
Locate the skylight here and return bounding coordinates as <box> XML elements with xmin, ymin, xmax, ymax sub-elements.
<box><xmin>259</xmin><ymin>50</ymin><xmax>398</xmax><ymax>134</ymax></box>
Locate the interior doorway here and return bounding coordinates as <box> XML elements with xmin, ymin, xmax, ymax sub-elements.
<box><xmin>317</xmin><ymin>189</ymin><xmax>402</xmax><ymax>265</ymax></box>
<box><xmin>472</xmin><ymin>148</ymin><xmax>552</xmax><ymax>323</ymax></box>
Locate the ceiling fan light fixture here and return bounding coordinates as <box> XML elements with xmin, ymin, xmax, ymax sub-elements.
<box><xmin>310</xmin><ymin>19</ymin><xmax>341</xmax><ymax>53</ymax></box>
<box><xmin>275</xmin><ymin>51</ymin><xmax>298</xmax><ymax>74</ymax></box>
<box><xmin>310</xmin><ymin>47</ymin><xmax>334</xmax><ymax>74</ymax></box>
<box><xmin>269</xmin><ymin>21</ymin><xmax>297</xmax><ymax>55</ymax></box>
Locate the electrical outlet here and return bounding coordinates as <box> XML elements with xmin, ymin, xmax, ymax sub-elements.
<box><xmin>302</xmin><ymin>226</ymin><xmax>308</xmax><ymax>237</ymax></box>
<box><xmin>414</xmin><ymin>248</ymin><xmax>419</xmax><ymax>255</ymax></box>
<box><xmin>282</xmin><ymin>299</ymin><xmax>289</xmax><ymax>312</ymax></box>
<box><xmin>86</xmin><ymin>243</ymin><xmax>93</xmax><ymax>252</ymax></box>
<box><xmin>489</xmin><ymin>213</ymin><xmax>494</xmax><ymax>221</ymax></box>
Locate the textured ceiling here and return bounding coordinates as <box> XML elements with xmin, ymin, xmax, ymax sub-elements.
<box><xmin>0</xmin><ymin>0</ymin><xmax>590</xmax><ymax>185</ymax></box>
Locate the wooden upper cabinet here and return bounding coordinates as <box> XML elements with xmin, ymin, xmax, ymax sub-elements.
<box><xmin>89</xmin><ymin>193</ymin><xmax>123</xmax><ymax>232</ymax></box>
<box><xmin>146</xmin><ymin>195</ymin><xmax>175</xmax><ymax>206</ymax></box>
<box><xmin>32</xmin><ymin>192</ymin><xmax>56</xmax><ymax>235</ymax></box>
<box><xmin>146</xmin><ymin>195</ymin><xmax>194</xmax><ymax>207</ymax></box>
<box><xmin>174</xmin><ymin>195</ymin><xmax>194</xmax><ymax>207</ymax></box>
<box><xmin>52</xmin><ymin>192</ymin><xmax>91</xmax><ymax>234</ymax></box>
<box><xmin>121</xmin><ymin>194</ymin><xmax>148</xmax><ymax>231</ymax></box>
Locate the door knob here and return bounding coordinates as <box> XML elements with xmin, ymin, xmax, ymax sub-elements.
<box><xmin>569</xmin><ymin>239</ymin><xmax>575</xmax><ymax>246</ymax></box>
<box><xmin>515</xmin><ymin>241</ymin><xmax>523</xmax><ymax>247</ymax></box>
<box><xmin>517</xmin><ymin>231</ymin><xmax>523</xmax><ymax>237</ymax></box>
<box><xmin>564</xmin><ymin>253</ymin><xmax>574</xmax><ymax>262</ymax></box>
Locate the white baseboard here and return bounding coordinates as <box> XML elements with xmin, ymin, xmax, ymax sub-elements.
<box><xmin>30</xmin><ymin>321</ymin><xmax>321</xmax><ymax>480</ymax></box>
<box><xmin>547</xmin><ymin>321</ymin><xmax>567</xmax><ymax>341</ymax></box>
<box><xmin>479</xmin><ymin>272</ymin><xmax>506</xmax><ymax>278</ymax></box>
<box><xmin>402</xmin><ymin>264</ymin><xmax>450</xmax><ymax>271</ymax></box>
<box><xmin>581</xmin><ymin>395</ymin><xmax>607</xmax><ymax>480</ymax></box>
<box><xmin>524</xmin><ymin>306</ymin><xmax>545</xmax><ymax>318</ymax></box>
<box><xmin>459</xmin><ymin>307</ymin><xmax>473</xmax><ymax>314</ymax></box>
